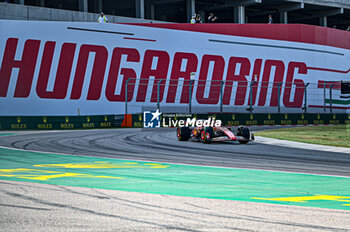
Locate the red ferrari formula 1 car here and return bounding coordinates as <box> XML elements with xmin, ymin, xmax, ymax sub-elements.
<box><xmin>177</xmin><ymin>126</ymin><xmax>254</xmax><ymax>144</ymax></box>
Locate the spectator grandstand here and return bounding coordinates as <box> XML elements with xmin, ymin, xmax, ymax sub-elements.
<box><xmin>1</xmin><ymin>0</ymin><xmax>350</xmax><ymax>29</ymax></box>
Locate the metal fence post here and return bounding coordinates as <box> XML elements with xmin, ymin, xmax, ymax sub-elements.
<box><xmin>329</xmin><ymin>83</ymin><xmax>335</xmax><ymax>113</ymax></box>
<box><xmin>277</xmin><ymin>82</ymin><xmax>283</xmax><ymax>113</ymax></box>
<box><xmin>189</xmin><ymin>80</ymin><xmax>194</xmax><ymax>114</ymax></box>
<box><xmin>125</xmin><ymin>78</ymin><xmax>131</xmax><ymax>115</ymax></box>
<box><xmin>157</xmin><ymin>79</ymin><xmax>163</xmax><ymax>111</ymax></box>
<box><xmin>220</xmin><ymin>80</ymin><xmax>224</xmax><ymax>113</ymax></box>
<box><xmin>323</xmin><ymin>82</ymin><xmax>326</xmax><ymax>112</ymax></box>
<box><xmin>248</xmin><ymin>80</ymin><xmax>256</xmax><ymax>113</ymax></box>
<box><xmin>303</xmin><ymin>83</ymin><xmax>309</xmax><ymax>113</ymax></box>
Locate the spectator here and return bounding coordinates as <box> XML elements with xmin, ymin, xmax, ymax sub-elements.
<box><xmin>268</xmin><ymin>15</ymin><xmax>273</xmax><ymax>24</ymax></box>
<box><xmin>195</xmin><ymin>14</ymin><xmax>202</xmax><ymax>23</ymax></box>
<box><xmin>208</xmin><ymin>13</ymin><xmax>218</xmax><ymax>23</ymax></box>
<box><xmin>190</xmin><ymin>15</ymin><xmax>196</xmax><ymax>24</ymax></box>
<box><xmin>347</xmin><ymin>26</ymin><xmax>350</xmax><ymax>31</ymax></box>
<box><xmin>98</xmin><ymin>12</ymin><xmax>108</xmax><ymax>23</ymax></box>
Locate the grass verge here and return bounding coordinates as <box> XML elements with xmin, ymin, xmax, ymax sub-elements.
<box><xmin>255</xmin><ymin>124</ymin><xmax>350</xmax><ymax>148</ymax></box>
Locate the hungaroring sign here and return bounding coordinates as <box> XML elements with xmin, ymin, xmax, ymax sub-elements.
<box><xmin>0</xmin><ymin>21</ymin><xmax>349</xmax><ymax>116</ymax></box>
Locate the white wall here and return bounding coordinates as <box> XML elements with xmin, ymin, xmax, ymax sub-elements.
<box><xmin>0</xmin><ymin>20</ymin><xmax>349</xmax><ymax>115</ymax></box>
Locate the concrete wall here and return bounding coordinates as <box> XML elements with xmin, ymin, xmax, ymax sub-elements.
<box><xmin>0</xmin><ymin>2</ymin><xmax>166</xmax><ymax>23</ymax></box>
<box><xmin>289</xmin><ymin>0</ymin><xmax>350</xmax><ymax>9</ymax></box>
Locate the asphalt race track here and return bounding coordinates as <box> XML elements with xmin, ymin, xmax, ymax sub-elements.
<box><xmin>1</xmin><ymin>128</ymin><xmax>350</xmax><ymax>231</ymax></box>
<box><xmin>0</xmin><ymin>128</ymin><xmax>349</xmax><ymax>177</ymax></box>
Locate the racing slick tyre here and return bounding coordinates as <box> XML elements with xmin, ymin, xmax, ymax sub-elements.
<box><xmin>201</xmin><ymin>127</ymin><xmax>214</xmax><ymax>144</ymax></box>
<box><xmin>177</xmin><ymin>127</ymin><xmax>191</xmax><ymax>141</ymax></box>
<box><xmin>238</xmin><ymin>127</ymin><xmax>250</xmax><ymax>144</ymax></box>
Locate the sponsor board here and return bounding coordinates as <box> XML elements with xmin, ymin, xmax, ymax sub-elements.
<box><xmin>0</xmin><ymin>115</ymin><xmax>114</xmax><ymax>130</ymax></box>
<box><xmin>0</xmin><ymin>21</ymin><xmax>349</xmax><ymax>115</ymax></box>
<box><xmin>0</xmin><ymin>113</ymin><xmax>349</xmax><ymax>130</ymax></box>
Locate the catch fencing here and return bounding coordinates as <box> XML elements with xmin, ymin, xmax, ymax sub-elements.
<box><xmin>122</xmin><ymin>78</ymin><xmax>348</xmax><ymax>114</ymax></box>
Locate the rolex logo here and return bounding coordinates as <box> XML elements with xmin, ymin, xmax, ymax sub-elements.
<box><xmin>16</xmin><ymin>116</ymin><xmax>21</xmax><ymax>123</ymax></box>
<box><xmin>43</xmin><ymin>116</ymin><xmax>47</xmax><ymax>123</ymax></box>
<box><xmin>268</xmin><ymin>114</ymin><xmax>271</xmax><ymax>120</ymax></box>
<box><xmin>87</xmin><ymin>116</ymin><xmax>91</xmax><ymax>122</ymax></box>
<box><xmin>65</xmin><ymin>116</ymin><xmax>69</xmax><ymax>123</ymax></box>
<box><xmin>104</xmin><ymin>115</ymin><xmax>108</xmax><ymax>122</ymax></box>
<box><xmin>232</xmin><ymin>114</ymin><xmax>235</xmax><ymax>120</ymax></box>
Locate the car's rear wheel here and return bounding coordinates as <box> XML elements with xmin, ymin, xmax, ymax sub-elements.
<box><xmin>200</xmin><ymin>127</ymin><xmax>214</xmax><ymax>143</ymax></box>
<box><xmin>177</xmin><ymin>127</ymin><xmax>191</xmax><ymax>141</ymax></box>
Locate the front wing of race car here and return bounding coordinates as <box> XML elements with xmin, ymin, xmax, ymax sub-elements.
<box><xmin>211</xmin><ymin>127</ymin><xmax>254</xmax><ymax>143</ymax></box>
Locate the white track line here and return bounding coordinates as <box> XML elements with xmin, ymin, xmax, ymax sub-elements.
<box><xmin>255</xmin><ymin>136</ymin><xmax>350</xmax><ymax>154</ymax></box>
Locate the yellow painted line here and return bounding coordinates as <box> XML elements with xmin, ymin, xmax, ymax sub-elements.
<box><xmin>252</xmin><ymin>195</ymin><xmax>350</xmax><ymax>205</ymax></box>
<box><xmin>34</xmin><ymin>161</ymin><xmax>170</xmax><ymax>169</ymax></box>
<box><xmin>0</xmin><ymin>167</ymin><xmax>124</xmax><ymax>181</ymax></box>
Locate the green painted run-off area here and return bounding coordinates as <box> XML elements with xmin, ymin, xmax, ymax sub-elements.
<box><xmin>0</xmin><ymin>147</ymin><xmax>349</xmax><ymax>211</ymax></box>
<box><xmin>0</xmin><ymin>133</ymin><xmax>17</xmax><ymax>136</ymax></box>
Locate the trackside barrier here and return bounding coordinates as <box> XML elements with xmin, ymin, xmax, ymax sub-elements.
<box><xmin>0</xmin><ymin>115</ymin><xmax>115</xmax><ymax>130</ymax></box>
<box><xmin>0</xmin><ymin>114</ymin><xmax>349</xmax><ymax>130</ymax></box>
<box><xmin>128</xmin><ymin>113</ymin><xmax>350</xmax><ymax>128</ymax></box>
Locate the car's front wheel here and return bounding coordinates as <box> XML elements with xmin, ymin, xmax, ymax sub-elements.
<box><xmin>200</xmin><ymin>127</ymin><xmax>214</xmax><ymax>143</ymax></box>
<box><xmin>238</xmin><ymin>127</ymin><xmax>250</xmax><ymax>144</ymax></box>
